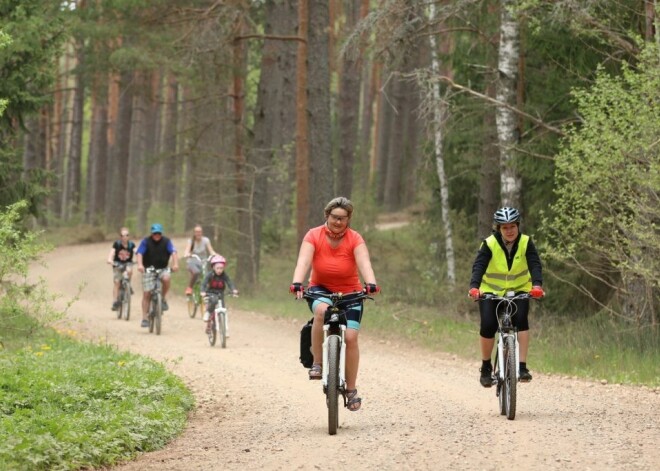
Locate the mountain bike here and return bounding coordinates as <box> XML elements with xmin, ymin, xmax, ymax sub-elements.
<box><xmin>302</xmin><ymin>289</ymin><xmax>372</xmax><ymax>435</ymax></box>
<box><xmin>187</xmin><ymin>254</ymin><xmax>208</xmax><ymax>318</ymax></box>
<box><xmin>205</xmin><ymin>293</ymin><xmax>237</xmax><ymax>348</ymax></box>
<box><xmin>480</xmin><ymin>292</ymin><xmax>534</xmax><ymax>420</ymax></box>
<box><xmin>114</xmin><ymin>262</ymin><xmax>132</xmax><ymax>321</ymax></box>
<box><xmin>146</xmin><ymin>267</ymin><xmax>170</xmax><ymax>335</ymax></box>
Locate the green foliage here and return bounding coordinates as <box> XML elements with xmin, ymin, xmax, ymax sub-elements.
<box><xmin>0</xmin><ymin>332</ymin><xmax>194</xmax><ymax>470</ymax></box>
<box><xmin>0</xmin><ymin>201</ymin><xmax>71</xmax><ymax>344</ymax></box>
<box><xmin>0</xmin><ymin>0</ymin><xmax>69</xmax><ymax>126</ymax></box>
<box><xmin>543</xmin><ymin>46</ymin><xmax>660</xmax><ymax>323</ymax></box>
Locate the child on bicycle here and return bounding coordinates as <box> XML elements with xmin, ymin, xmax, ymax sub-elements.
<box><xmin>106</xmin><ymin>227</ymin><xmax>135</xmax><ymax>311</ymax></box>
<box><xmin>468</xmin><ymin>207</ymin><xmax>544</xmax><ymax>387</ymax></box>
<box><xmin>200</xmin><ymin>255</ymin><xmax>239</xmax><ymax>333</ymax></box>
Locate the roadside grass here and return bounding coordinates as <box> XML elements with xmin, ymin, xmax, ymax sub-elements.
<box><xmin>191</xmin><ymin>223</ymin><xmax>659</xmax><ymax>387</ymax></box>
<box><xmin>0</xmin><ymin>321</ymin><xmax>194</xmax><ymax>471</ymax></box>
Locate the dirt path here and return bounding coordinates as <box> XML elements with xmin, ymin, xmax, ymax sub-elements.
<box><xmin>34</xmin><ymin>241</ymin><xmax>659</xmax><ymax>470</ymax></box>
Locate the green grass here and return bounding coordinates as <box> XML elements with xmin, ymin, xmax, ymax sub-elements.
<box><xmin>0</xmin><ymin>326</ymin><xmax>194</xmax><ymax>471</ymax></box>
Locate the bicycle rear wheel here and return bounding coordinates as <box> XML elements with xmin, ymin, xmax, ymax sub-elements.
<box><xmin>327</xmin><ymin>335</ymin><xmax>340</xmax><ymax>435</ymax></box>
<box><xmin>504</xmin><ymin>336</ymin><xmax>517</xmax><ymax>420</ymax></box>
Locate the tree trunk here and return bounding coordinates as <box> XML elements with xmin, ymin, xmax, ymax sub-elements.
<box><xmin>232</xmin><ymin>11</ymin><xmax>253</xmax><ymax>286</ymax></box>
<box><xmin>64</xmin><ymin>39</ymin><xmax>85</xmax><ymax>221</ymax></box>
<box><xmin>86</xmin><ymin>81</ymin><xmax>109</xmax><ymax>225</ymax></box>
<box><xmin>495</xmin><ymin>0</ymin><xmax>521</xmax><ymax>207</ymax></box>
<box><xmin>295</xmin><ymin>0</ymin><xmax>310</xmax><ymax>243</ymax></box>
<box><xmin>159</xmin><ymin>73</ymin><xmax>179</xmax><ymax>229</ymax></box>
<box><xmin>479</xmin><ymin>80</ymin><xmax>500</xmax><ymax>238</ymax></box>
<box><xmin>336</xmin><ymin>0</ymin><xmax>362</xmax><ymax>198</ymax></box>
<box><xmin>107</xmin><ymin>69</ymin><xmax>134</xmax><ymax>229</ymax></box>
<box><xmin>383</xmin><ymin>73</ymin><xmax>405</xmax><ymax>211</ymax></box>
<box><xmin>307</xmin><ymin>0</ymin><xmax>334</xmax><ymax>223</ymax></box>
<box><xmin>429</xmin><ymin>1</ymin><xmax>456</xmax><ymax>286</ymax></box>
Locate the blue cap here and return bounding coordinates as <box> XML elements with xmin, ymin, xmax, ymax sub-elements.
<box><xmin>150</xmin><ymin>223</ymin><xmax>164</xmax><ymax>234</ymax></box>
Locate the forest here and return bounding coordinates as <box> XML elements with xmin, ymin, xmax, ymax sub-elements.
<box><xmin>0</xmin><ymin>0</ymin><xmax>658</xmax><ymax>337</ymax></box>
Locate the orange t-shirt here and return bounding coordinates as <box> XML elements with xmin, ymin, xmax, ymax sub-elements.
<box><xmin>304</xmin><ymin>225</ymin><xmax>365</xmax><ymax>293</ymax></box>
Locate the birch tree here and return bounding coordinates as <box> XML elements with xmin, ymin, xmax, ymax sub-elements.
<box><xmin>495</xmin><ymin>0</ymin><xmax>521</xmax><ymax>207</ymax></box>
<box><xmin>427</xmin><ymin>1</ymin><xmax>455</xmax><ymax>286</ymax></box>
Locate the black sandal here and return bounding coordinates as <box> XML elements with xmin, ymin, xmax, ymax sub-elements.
<box><xmin>346</xmin><ymin>389</ymin><xmax>362</xmax><ymax>411</ymax></box>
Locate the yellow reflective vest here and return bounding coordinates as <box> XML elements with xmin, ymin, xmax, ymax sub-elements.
<box><xmin>479</xmin><ymin>234</ymin><xmax>532</xmax><ymax>295</ymax></box>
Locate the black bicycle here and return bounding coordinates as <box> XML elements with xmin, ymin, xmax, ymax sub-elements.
<box><xmin>146</xmin><ymin>267</ymin><xmax>169</xmax><ymax>335</ymax></box>
<box><xmin>479</xmin><ymin>292</ymin><xmax>534</xmax><ymax>420</ymax></box>
<box><xmin>302</xmin><ymin>290</ymin><xmax>372</xmax><ymax>435</ymax></box>
<box><xmin>114</xmin><ymin>263</ymin><xmax>132</xmax><ymax>321</ymax></box>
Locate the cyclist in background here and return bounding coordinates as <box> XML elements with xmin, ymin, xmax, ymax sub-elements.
<box><xmin>468</xmin><ymin>207</ymin><xmax>544</xmax><ymax>387</ymax></box>
<box><xmin>200</xmin><ymin>255</ymin><xmax>238</xmax><ymax>334</ymax></box>
<box><xmin>106</xmin><ymin>227</ymin><xmax>135</xmax><ymax>311</ymax></box>
<box><xmin>290</xmin><ymin>196</ymin><xmax>380</xmax><ymax>412</ymax></box>
<box><xmin>136</xmin><ymin>223</ymin><xmax>179</xmax><ymax>328</ymax></box>
<box><xmin>183</xmin><ymin>224</ymin><xmax>217</xmax><ymax>296</ymax></box>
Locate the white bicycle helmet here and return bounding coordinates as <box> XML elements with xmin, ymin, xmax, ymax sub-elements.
<box><xmin>493</xmin><ymin>207</ymin><xmax>521</xmax><ymax>224</ymax></box>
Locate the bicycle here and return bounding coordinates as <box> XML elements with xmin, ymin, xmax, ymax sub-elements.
<box><xmin>479</xmin><ymin>292</ymin><xmax>535</xmax><ymax>420</ymax></box>
<box><xmin>114</xmin><ymin>262</ymin><xmax>132</xmax><ymax>321</ymax></box>
<box><xmin>205</xmin><ymin>293</ymin><xmax>238</xmax><ymax>348</ymax></box>
<box><xmin>302</xmin><ymin>289</ymin><xmax>372</xmax><ymax>435</ymax></box>
<box><xmin>187</xmin><ymin>254</ymin><xmax>208</xmax><ymax>318</ymax></box>
<box><xmin>146</xmin><ymin>267</ymin><xmax>170</xmax><ymax>335</ymax></box>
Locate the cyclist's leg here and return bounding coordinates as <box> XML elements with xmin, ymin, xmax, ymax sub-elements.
<box><xmin>161</xmin><ymin>271</ymin><xmax>171</xmax><ymax>299</ymax></box>
<box><xmin>306</xmin><ymin>286</ymin><xmax>332</xmax><ymax>364</ymax></box>
<box><xmin>142</xmin><ymin>272</ymin><xmax>155</xmax><ymax>320</ymax></box>
<box><xmin>343</xmin><ymin>300</ymin><xmax>364</xmax><ymax>391</ymax></box>
<box><xmin>513</xmin><ymin>298</ymin><xmax>530</xmax><ymax>362</ymax></box>
<box><xmin>479</xmin><ymin>300</ymin><xmax>498</xmax><ymax>360</ymax></box>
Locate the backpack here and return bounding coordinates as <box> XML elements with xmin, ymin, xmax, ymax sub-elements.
<box><xmin>299</xmin><ymin>317</ymin><xmax>314</xmax><ymax>368</ymax></box>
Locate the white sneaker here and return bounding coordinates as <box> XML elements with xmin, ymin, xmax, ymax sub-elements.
<box><xmin>203</xmin><ymin>312</ymin><xmax>210</xmax><ymax>321</ymax></box>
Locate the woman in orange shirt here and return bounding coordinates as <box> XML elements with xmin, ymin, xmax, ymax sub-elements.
<box><xmin>291</xmin><ymin>197</ymin><xmax>379</xmax><ymax>412</ymax></box>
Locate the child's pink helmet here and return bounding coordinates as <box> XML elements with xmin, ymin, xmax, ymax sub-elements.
<box><xmin>210</xmin><ymin>255</ymin><xmax>226</xmax><ymax>266</ymax></box>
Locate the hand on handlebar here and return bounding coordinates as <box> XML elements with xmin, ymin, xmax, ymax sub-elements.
<box><xmin>363</xmin><ymin>283</ymin><xmax>380</xmax><ymax>294</ymax></box>
<box><xmin>529</xmin><ymin>286</ymin><xmax>545</xmax><ymax>298</ymax></box>
<box><xmin>290</xmin><ymin>282</ymin><xmax>304</xmax><ymax>299</ymax></box>
<box><xmin>137</xmin><ymin>265</ymin><xmax>145</xmax><ymax>273</ymax></box>
<box><xmin>468</xmin><ymin>288</ymin><xmax>482</xmax><ymax>300</ymax></box>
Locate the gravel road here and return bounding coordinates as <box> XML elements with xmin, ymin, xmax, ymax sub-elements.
<box><xmin>34</xmin><ymin>240</ymin><xmax>659</xmax><ymax>471</ymax></box>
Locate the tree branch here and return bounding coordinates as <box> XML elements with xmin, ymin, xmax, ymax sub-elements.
<box><xmin>234</xmin><ymin>34</ymin><xmax>305</xmax><ymax>43</ymax></box>
<box><xmin>437</xmin><ymin>75</ymin><xmax>565</xmax><ymax>136</ymax></box>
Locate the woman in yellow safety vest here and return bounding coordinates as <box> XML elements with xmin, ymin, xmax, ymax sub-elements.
<box><xmin>468</xmin><ymin>207</ymin><xmax>545</xmax><ymax>388</ymax></box>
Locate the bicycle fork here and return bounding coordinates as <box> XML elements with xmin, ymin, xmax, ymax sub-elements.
<box><xmin>321</xmin><ymin>326</ymin><xmax>347</xmax><ymax>394</ymax></box>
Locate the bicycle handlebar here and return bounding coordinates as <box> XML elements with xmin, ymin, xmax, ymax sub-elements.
<box><xmin>479</xmin><ymin>293</ymin><xmax>531</xmax><ymax>301</ymax></box>
<box><xmin>302</xmin><ymin>290</ymin><xmax>373</xmax><ymax>303</ymax></box>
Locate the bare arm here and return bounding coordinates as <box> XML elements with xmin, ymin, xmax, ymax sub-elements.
<box><xmin>292</xmin><ymin>241</ymin><xmax>315</xmax><ymax>284</ymax></box>
<box><xmin>170</xmin><ymin>252</ymin><xmax>179</xmax><ymax>272</ymax></box>
<box><xmin>206</xmin><ymin>240</ymin><xmax>217</xmax><ymax>257</ymax></box>
<box><xmin>354</xmin><ymin>243</ymin><xmax>377</xmax><ymax>285</ymax></box>
<box><xmin>107</xmin><ymin>248</ymin><xmax>116</xmax><ymax>265</ymax></box>
<box><xmin>183</xmin><ymin>239</ymin><xmax>191</xmax><ymax>258</ymax></box>
<box><xmin>136</xmin><ymin>253</ymin><xmax>145</xmax><ymax>273</ymax></box>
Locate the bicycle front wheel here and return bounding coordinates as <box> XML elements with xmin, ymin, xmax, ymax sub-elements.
<box><xmin>504</xmin><ymin>336</ymin><xmax>517</xmax><ymax>420</ymax></box>
<box><xmin>155</xmin><ymin>294</ymin><xmax>162</xmax><ymax>335</ymax></box>
<box><xmin>327</xmin><ymin>335</ymin><xmax>340</xmax><ymax>435</ymax></box>
<box><xmin>220</xmin><ymin>312</ymin><xmax>227</xmax><ymax>348</ymax></box>
<box><xmin>121</xmin><ymin>283</ymin><xmax>131</xmax><ymax>321</ymax></box>
<box><xmin>207</xmin><ymin>315</ymin><xmax>217</xmax><ymax>346</ymax></box>
<box><xmin>116</xmin><ymin>288</ymin><xmax>123</xmax><ymax>320</ymax></box>
<box><xmin>187</xmin><ymin>294</ymin><xmax>198</xmax><ymax>318</ymax></box>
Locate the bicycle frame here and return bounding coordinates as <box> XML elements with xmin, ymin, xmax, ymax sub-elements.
<box><xmin>321</xmin><ymin>313</ymin><xmax>347</xmax><ymax>394</ymax></box>
<box><xmin>484</xmin><ymin>292</ymin><xmax>526</xmax><ymax>382</ymax></box>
